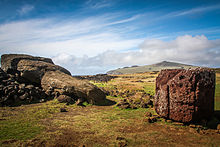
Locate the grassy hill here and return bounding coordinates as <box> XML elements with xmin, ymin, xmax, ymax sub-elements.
<box><xmin>107</xmin><ymin>61</ymin><xmax>198</xmax><ymax>75</ymax></box>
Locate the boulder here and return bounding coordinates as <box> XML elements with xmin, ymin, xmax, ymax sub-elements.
<box><xmin>57</xmin><ymin>95</ymin><xmax>73</xmax><ymax>103</ymax></box>
<box><xmin>0</xmin><ymin>70</ymin><xmax>47</xmax><ymax>106</ymax></box>
<box><xmin>41</xmin><ymin>71</ymin><xmax>106</xmax><ymax>105</ymax></box>
<box><xmin>1</xmin><ymin>54</ymin><xmax>107</xmax><ymax>106</ymax></box>
<box><xmin>0</xmin><ymin>68</ymin><xmax>8</xmax><ymax>80</ymax></box>
<box><xmin>155</xmin><ymin>68</ymin><xmax>215</xmax><ymax>123</ymax></box>
<box><xmin>1</xmin><ymin>54</ymin><xmax>71</xmax><ymax>84</ymax></box>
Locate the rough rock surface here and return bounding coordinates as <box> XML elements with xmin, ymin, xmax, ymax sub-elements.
<box><xmin>155</xmin><ymin>68</ymin><xmax>215</xmax><ymax>123</ymax></box>
<box><xmin>1</xmin><ymin>54</ymin><xmax>106</xmax><ymax>106</ymax></box>
<box><xmin>0</xmin><ymin>68</ymin><xmax>47</xmax><ymax>106</ymax></box>
<box><xmin>74</xmin><ymin>74</ymin><xmax>117</xmax><ymax>83</ymax></box>
<box><xmin>1</xmin><ymin>54</ymin><xmax>71</xmax><ymax>84</ymax></box>
<box><xmin>41</xmin><ymin>71</ymin><xmax>106</xmax><ymax>105</ymax></box>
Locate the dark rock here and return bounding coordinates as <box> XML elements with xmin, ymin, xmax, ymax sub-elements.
<box><xmin>0</xmin><ymin>68</ymin><xmax>8</xmax><ymax>80</ymax></box>
<box><xmin>57</xmin><ymin>95</ymin><xmax>73</xmax><ymax>103</ymax></box>
<box><xmin>19</xmin><ymin>84</ymin><xmax>26</xmax><ymax>90</ymax></box>
<box><xmin>155</xmin><ymin>68</ymin><xmax>215</xmax><ymax>123</ymax></box>
<box><xmin>60</xmin><ymin>108</ymin><xmax>68</xmax><ymax>112</ymax></box>
<box><xmin>145</xmin><ymin>112</ymin><xmax>152</xmax><ymax>117</ymax></box>
<box><xmin>116</xmin><ymin>137</ymin><xmax>127</xmax><ymax>147</ymax></box>
<box><xmin>73</xmin><ymin>74</ymin><xmax>117</xmax><ymax>83</ymax></box>
<box><xmin>145</xmin><ymin>117</ymin><xmax>157</xmax><ymax>123</ymax></box>
<box><xmin>0</xmin><ymin>54</ymin><xmax>106</xmax><ymax>106</ymax></box>
<box><xmin>19</xmin><ymin>93</ymin><xmax>28</xmax><ymax>100</ymax></box>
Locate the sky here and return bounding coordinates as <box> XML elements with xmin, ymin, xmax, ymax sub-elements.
<box><xmin>0</xmin><ymin>0</ymin><xmax>220</xmax><ymax>75</ymax></box>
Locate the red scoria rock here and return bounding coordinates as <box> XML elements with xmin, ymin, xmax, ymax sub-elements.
<box><xmin>155</xmin><ymin>68</ymin><xmax>215</xmax><ymax>123</ymax></box>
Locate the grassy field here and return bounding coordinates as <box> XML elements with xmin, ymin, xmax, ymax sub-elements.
<box><xmin>215</xmin><ymin>73</ymin><xmax>220</xmax><ymax>110</ymax></box>
<box><xmin>0</xmin><ymin>71</ymin><xmax>220</xmax><ymax>146</ymax></box>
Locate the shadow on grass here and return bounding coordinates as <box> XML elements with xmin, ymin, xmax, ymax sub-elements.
<box><xmin>96</xmin><ymin>98</ymin><xmax>116</xmax><ymax>106</ymax></box>
<box><xmin>1</xmin><ymin>97</ymin><xmax>54</xmax><ymax>107</ymax></box>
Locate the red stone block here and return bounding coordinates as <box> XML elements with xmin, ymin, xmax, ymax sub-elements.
<box><xmin>155</xmin><ymin>68</ymin><xmax>215</xmax><ymax>123</ymax></box>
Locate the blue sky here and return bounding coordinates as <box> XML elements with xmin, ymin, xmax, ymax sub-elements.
<box><xmin>0</xmin><ymin>0</ymin><xmax>220</xmax><ymax>75</ymax></box>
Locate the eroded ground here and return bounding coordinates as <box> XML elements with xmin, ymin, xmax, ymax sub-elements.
<box><xmin>0</xmin><ymin>71</ymin><xmax>220</xmax><ymax>146</ymax></box>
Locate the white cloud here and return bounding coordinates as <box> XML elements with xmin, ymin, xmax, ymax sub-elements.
<box><xmin>18</xmin><ymin>5</ymin><xmax>34</xmax><ymax>15</ymax></box>
<box><xmin>156</xmin><ymin>4</ymin><xmax>220</xmax><ymax>21</ymax></box>
<box><xmin>0</xmin><ymin>14</ymin><xmax>143</xmax><ymax>57</ymax></box>
<box><xmin>52</xmin><ymin>35</ymin><xmax>220</xmax><ymax>75</ymax></box>
<box><xmin>175</xmin><ymin>4</ymin><xmax>220</xmax><ymax>16</ymax></box>
<box><xmin>1</xmin><ymin>7</ymin><xmax>220</xmax><ymax>75</ymax></box>
<box><xmin>85</xmin><ymin>0</ymin><xmax>113</xmax><ymax>9</ymax></box>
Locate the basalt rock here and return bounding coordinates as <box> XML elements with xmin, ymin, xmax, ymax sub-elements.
<box><xmin>1</xmin><ymin>54</ymin><xmax>71</xmax><ymax>84</ymax></box>
<box><xmin>41</xmin><ymin>71</ymin><xmax>106</xmax><ymax>105</ymax></box>
<box><xmin>0</xmin><ymin>68</ymin><xmax>47</xmax><ymax>106</ymax></box>
<box><xmin>155</xmin><ymin>68</ymin><xmax>215</xmax><ymax>123</ymax></box>
<box><xmin>1</xmin><ymin>54</ymin><xmax>106</xmax><ymax>106</ymax></box>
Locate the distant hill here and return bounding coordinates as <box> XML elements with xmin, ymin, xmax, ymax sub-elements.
<box><xmin>107</xmin><ymin>61</ymin><xmax>199</xmax><ymax>75</ymax></box>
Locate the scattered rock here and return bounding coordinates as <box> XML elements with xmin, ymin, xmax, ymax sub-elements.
<box><xmin>1</xmin><ymin>54</ymin><xmax>107</xmax><ymax>106</ymax></box>
<box><xmin>74</xmin><ymin>74</ymin><xmax>117</xmax><ymax>83</ymax></box>
<box><xmin>166</xmin><ymin>120</ymin><xmax>173</xmax><ymax>123</ymax></box>
<box><xmin>145</xmin><ymin>112</ymin><xmax>152</xmax><ymax>117</ymax></box>
<box><xmin>0</xmin><ymin>68</ymin><xmax>47</xmax><ymax>106</ymax></box>
<box><xmin>116</xmin><ymin>93</ymin><xmax>153</xmax><ymax>109</ymax></box>
<box><xmin>173</xmin><ymin>122</ymin><xmax>184</xmax><ymax>126</ymax></box>
<box><xmin>57</xmin><ymin>95</ymin><xmax>73</xmax><ymax>104</ymax></box>
<box><xmin>217</xmin><ymin>124</ymin><xmax>220</xmax><ymax>130</ymax></box>
<box><xmin>189</xmin><ymin>124</ymin><xmax>196</xmax><ymax>128</ymax></box>
<box><xmin>60</xmin><ymin>108</ymin><xmax>68</xmax><ymax>112</ymax></box>
<box><xmin>155</xmin><ymin>68</ymin><xmax>215</xmax><ymax>123</ymax></box>
<box><xmin>116</xmin><ymin>137</ymin><xmax>127</xmax><ymax>147</ymax></box>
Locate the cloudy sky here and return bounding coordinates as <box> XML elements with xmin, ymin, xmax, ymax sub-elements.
<box><xmin>0</xmin><ymin>0</ymin><xmax>220</xmax><ymax>75</ymax></box>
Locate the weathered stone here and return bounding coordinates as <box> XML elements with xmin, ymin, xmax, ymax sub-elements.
<box><xmin>60</xmin><ymin>108</ymin><xmax>68</xmax><ymax>112</ymax></box>
<box><xmin>1</xmin><ymin>54</ymin><xmax>71</xmax><ymax>84</ymax></box>
<box><xmin>145</xmin><ymin>112</ymin><xmax>152</xmax><ymax>117</ymax></box>
<box><xmin>57</xmin><ymin>95</ymin><xmax>73</xmax><ymax>103</ymax></box>
<box><xmin>25</xmin><ymin>85</ymin><xmax>34</xmax><ymax>90</ymax></box>
<box><xmin>1</xmin><ymin>54</ymin><xmax>106</xmax><ymax>106</ymax></box>
<box><xmin>155</xmin><ymin>68</ymin><xmax>215</xmax><ymax>123</ymax></box>
<box><xmin>1</xmin><ymin>54</ymin><xmax>53</xmax><ymax>72</ymax></box>
<box><xmin>41</xmin><ymin>71</ymin><xmax>106</xmax><ymax>105</ymax></box>
<box><xmin>19</xmin><ymin>93</ymin><xmax>28</xmax><ymax>100</ymax></box>
<box><xmin>0</xmin><ymin>68</ymin><xmax>7</xmax><ymax>80</ymax></box>
<box><xmin>217</xmin><ymin>124</ymin><xmax>220</xmax><ymax>130</ymax></box>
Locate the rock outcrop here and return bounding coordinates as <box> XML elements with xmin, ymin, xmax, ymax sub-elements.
<box><xmin>0</xmin><ymin>68</ymin><xmax>47</xmax><ymax>106</ymax></box>
<box><xmin>0</xmin><ymin>54</ymin><xmax>106</xmax><ymax>106</ymax></box>
<box><xmin>41</xmin><ymin>71</ymin><xmax>106</xmax><ymax>105</ymax></box>
<box><xmin>155</xmin><ymin>68</ymin><xmax>215</xmax><ymax>123</ymax></box>
<box><xmin>1</xmin><ymin>54</ymin><xmax>71</xmax><ymax>84</ymax></box>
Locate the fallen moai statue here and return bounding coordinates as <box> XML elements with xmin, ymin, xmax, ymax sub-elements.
<box><xmin>0</xmin><ymin>54</ymin><xmax>106</xmax><ymax>106</ymax></box>
<box><xmin>155</xmin><ymin>68</ymin><xmax>215</xmax><ymax>123</ymax></box>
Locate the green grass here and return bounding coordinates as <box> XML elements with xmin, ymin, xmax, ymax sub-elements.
<box><xmin>143</xmin><ymin>83</ymin><xmax>155</xmax><ymax>96</ymax></box>
<box><xmin>0</xmin><ymin>100</ymin><xmax>63</xmax><ymax>142</ymax></box>
<box><xmin>91</xmin><ymin>82</ymin><xmax>108</xmax><ymax>88</ymax></box>
<box><xmin>215</xmin><ymin>83</ymin><xmax>220</xmax><ymax>110</ymax></box>
<box><xmin>0</xmin><ymin>120</ymin><xmax>42</xmax><ymax>140</ymax></box>
<box><xmin>215</xmin><ymin>73</ymin><xmax>220</xmax><ymax>110</ymax></box>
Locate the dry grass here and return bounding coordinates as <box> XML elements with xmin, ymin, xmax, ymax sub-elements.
<box><xmin>0</xmin><ymin>71</ymin><xmax>220</xmax><ymax>146</ymax></box>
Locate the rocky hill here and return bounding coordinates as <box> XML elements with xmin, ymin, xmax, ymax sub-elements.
<box><xmin>107</xmin><ymin>61</ymin><xmax>199</xmax><ymax>75</ymax></box>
